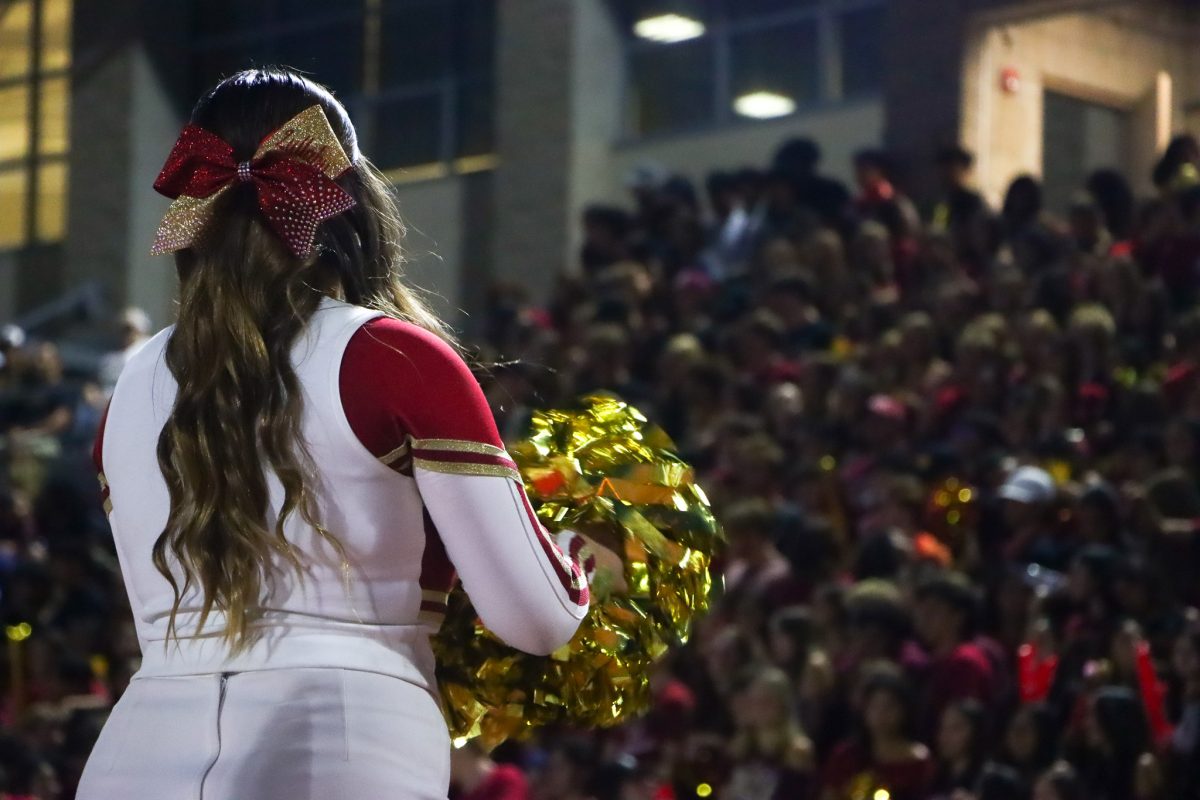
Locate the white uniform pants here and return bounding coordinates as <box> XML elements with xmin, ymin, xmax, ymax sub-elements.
<box><xmin>77</xmin><ymin>668</ymin><xmax>451</xmax><ymax>799</ymax></box>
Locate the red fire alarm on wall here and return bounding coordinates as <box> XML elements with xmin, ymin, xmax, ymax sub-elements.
<box><xmin>1000</xmin><ymin>67</ymin><xmax>1021</xmax><ymax>94</ymax></box>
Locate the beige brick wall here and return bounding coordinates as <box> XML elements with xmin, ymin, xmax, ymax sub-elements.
<box><xmin>961</xmin><ymin>5</ymin><xmax>1199</xmax><ymax>204</ymax></box>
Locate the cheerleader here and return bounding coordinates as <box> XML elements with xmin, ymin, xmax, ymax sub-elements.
<box><xmin>77</xmin><ymin>68</ymin><xmax>610</xmax><ymax>799</ymax></box>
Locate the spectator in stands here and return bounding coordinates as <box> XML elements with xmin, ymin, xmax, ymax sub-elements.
<box><xmin>1032</xmin><ymin>762</ymin><xmax>1084</xmax><ymax>800</ymax></box>
<box><xmin>914</xmin><ymin>574</ymin><xmax>998</xmax><ymax>737</ymax></box>
<box><xmin>933</xmin><ymin>147</ymin><xmax>986</xmax><ymax>226</ymax></box>
<box><xmin>1001</xmin><ymin>704</ymin><xmax>1060</xmax><ymax>785</ymax></box>
<box><xmin>97</xmin><ymin>307</ymin><xmax>151</xmax><ymax>396</ymax></box>
<box><xmin>821</xmin><ymin>668</ymin><xmax>934</xmax><ymax>800</ymax></box>
<box><xmin>725</xmin><ymin>667</ymin><xmax>815</xmax><ymax>799</ymax></box>
<box><xmin>853</xmin><ymin>149</ymin><xmax>920</xmax><ymax>242</ymax></box>
<box><xmin>932</xmin><ymin>699</ymin><xmax>989</xmax><ymax>797</ymax></box>
<box><xmin>450</xmin><ymin>742</ymin><xmax>529</xmax><ymax>800</ymax></box>
<box><xmin>771</xmin><ymin>137</ymin><xmax>851</xmax><ymax>230</ymax></box>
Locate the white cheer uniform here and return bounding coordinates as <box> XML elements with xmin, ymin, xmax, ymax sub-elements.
<box><xmin>77</xmin><ymin>298</ymin><xmax>591</xmax><ymax>799</ymax></box>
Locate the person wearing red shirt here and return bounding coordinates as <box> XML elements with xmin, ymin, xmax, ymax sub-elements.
<box><xmin>914</xmin><ymin>574</ymin><xmax>998</xmax><ymax>740</ymax></box>
<box><xmin>450</xmin><ymin>744</ymin><xmax>529</xmax><ymax>800</ymax></box>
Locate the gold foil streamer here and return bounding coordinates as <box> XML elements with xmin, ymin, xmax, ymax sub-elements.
<box><xmin>432</xmin><ymin>394</ymin><xmax>723</xmax><ymax>748</ymax></box>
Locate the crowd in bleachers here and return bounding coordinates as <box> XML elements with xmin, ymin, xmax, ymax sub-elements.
<box><xmin>5</xmin><ymin>132</ymin><xmax>1200</xmax><ymax>800</ymax></box>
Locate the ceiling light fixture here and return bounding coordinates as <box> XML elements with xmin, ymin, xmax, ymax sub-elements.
<box><xmin>633</xmin><ymin>13</ymin><xmax>706</xmax><ymax>43</ymax></box>
<box><xmin>733</xmin><ymin>90</ymin><xmax>797</xmax><ymax>119</ymax></box>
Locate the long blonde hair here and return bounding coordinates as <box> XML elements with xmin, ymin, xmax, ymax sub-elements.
<box><xmin>154</xmin><ymin>68</ymin><xmax>450</xmax><ymax>651</ymax></box>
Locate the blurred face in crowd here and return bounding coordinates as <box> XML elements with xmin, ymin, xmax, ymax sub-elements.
<box><xmin>864</xmin><ymin>685</ymin><xmax>906</xmax><ymax>740</ymax></box>
<box><xmin>765</xmin><ymin>382</ymin><xmax>803</xmax><ymax>435</ymax></box>
<box><xmin>937</xmin><ymin>704</ymin><xmax>975</xmax><ymax>763</ymax></box>
<box><xmin>1066</xmin><ymin>558</ymin><xmax>1098</xmax><ymax>604</ymax></box>
<box><xmin>33</xmin><ymin>342</ymin><xmax>64</xmax><ymax>383</ymax></box>
<box><xmin>1172</xmin><ymin>632</ymin><xmax>1200</xmax><ymax>684</ymax></box>
<box><xmin>741</xmin><ymin>673</ymin><xmax>789</xmax><ymax>730</ymax></box>
<box><xmin>537</xmin><ymin>749</ymin><xmax>588</xmax><ymax>799</ymax></box>
<box><xmin>1004</xmin><ymin>707</ymin><xmax>1043</xmax><ymax>766</ymax></box>
<box><xmin>1109</xmin><ymin>620</ymin><xmax>1142</xmax><ymax>679</ymax></box>
<box><xmin>915</xmin><ymin>596</ymin><xmax>961</xmax><ymax>651</ymax></box>
<box><xmin>768</xmin><ymin>625</ymin><xmax>799</xmax><ymax>668</ymax></box>
<box><xmin>938</xmin><ymin>159</ymin><xmax>971</xmax><ymax>192</ymax></box>
<box><xmin>855</xmin><ymin>160</ymin><xmax>886</xmax><ymax>191</ymax></box>
<box><xmin>1033</xmin><ymin>772</ymin><xmax>1070</xmax><ymax>800</ymax></box>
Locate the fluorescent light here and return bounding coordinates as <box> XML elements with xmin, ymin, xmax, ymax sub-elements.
<box><xmin>733</xmin><ymin>91</ymin><xmax>797</xmax><ymax>119</ymax></box>
<box><xmin>634</xmin><ymin>13</ymin><xmax>706</xmax><ymax>43</ymax></box>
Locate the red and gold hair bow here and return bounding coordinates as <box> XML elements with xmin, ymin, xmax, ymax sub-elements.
<box><xmin>151</xmin><ymin>105</ymin><xmax>356</xmax><ymax>259</ymax></box>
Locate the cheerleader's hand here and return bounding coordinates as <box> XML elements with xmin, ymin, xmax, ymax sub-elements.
<box><xmin>553</xmin><ymin>530</ymin><xmax>628</xmax><ymax>597</ymax></box>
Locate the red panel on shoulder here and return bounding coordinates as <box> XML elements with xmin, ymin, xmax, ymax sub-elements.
<box><xmin>339</xmin><ymin>317</ymin><xmax>503</xmax><ymax>458</ymax></box>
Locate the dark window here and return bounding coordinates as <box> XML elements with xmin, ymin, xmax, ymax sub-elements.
<box><xmin>186</xmin><ymin>0</ymin><xmax>497</xmax><ymax>172</ymax></box>
<box><xmin>0</xmin><ymin>0</ymin><xmax>71</xmax><ymax>249</ymax></box>
<box><xmin>729</xmin><ymin>19</ymin><xmax>820</xmax><ymax>108</ymax></box>
<box><xmin>629</xmin><ymin>38</ymin><xmax>715</xmax><ymax>136</ymax></box>
<box><xmin>372</xmin><ymin>93</ymin><xmax>443</xmax><ymax>168</ymax></box>
<box><xmin>456</xmin><ymin>79</ymin><xmax>493</xmax><ymax>157</ymax></box>
<box><xmin>839</xmin><ymin>5</ymin><xmax>884</xmax><ymax>98</ymax></box>
<box><xmin>623</xmin><ymin>0</ymin><xmax>886</xmax><ymax>138</ymax></box>
<box><xmin>192</xmin><ymin>0</ymin><xmax>271</xmax><ymax>38</ymax></box>
<box><xmin>276</xmin><ymin>0</ymin><xmax>360</xmax><ymax>17</ymax></box>
<box><xmin>380</xmin><ymin>2</ymin><xmax>451</xmax><ymax>87</ymax></box>
<box><xmin>275</xmin><ymin>23</ymin><xmax>362</xmax><ymax>99</ymax></box>
<box><xmin>724</xmin><ymin>0</ymin><xmax>819</xmax><ymax>22</ymax></box>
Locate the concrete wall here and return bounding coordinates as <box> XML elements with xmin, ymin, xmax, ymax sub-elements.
<box><xmin>392</xmin><ymin>174</ymin><xmax>470</xmax><ymax>325</ymax></box>
<box><xmin>125</xmin><ymin>48</ymin><xmax>182</xmax><ymax>329</ymax></box>
<box><xmin>883</xmin><ymin>0</ymin><xmax>969</xmax><ymax>207</ymax></box>
<box><xmin>961</xmin><ymin>5</ymin><xmax>1198</xmax><ymax>204</ymax></box>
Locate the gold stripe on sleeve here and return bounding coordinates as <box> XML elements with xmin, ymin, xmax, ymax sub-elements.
<box><xmin>377</xmin><ymin>440</ymin><xmax>412</xmax><ymax>466</ymax></box>
<box><xmin>412</xmin><ymin>457</ymin><xmax>521</xmax><ymax>483</ymax></box>
<box><xmin>411</xmin><ymin>438</ymin><xmax>511</xmax><ymax>460</ymax></box>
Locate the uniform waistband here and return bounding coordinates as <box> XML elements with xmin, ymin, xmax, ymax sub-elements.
<box><xmin>134</xmin><ymin>616</ymin><xmax>438</xmax><ymax>691</ymax></box>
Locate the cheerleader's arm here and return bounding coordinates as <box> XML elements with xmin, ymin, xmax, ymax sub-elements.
<box><xmin>341</xmin><ymin>317</ymin><xmax>590</xmax><ymax>656</ymax></box>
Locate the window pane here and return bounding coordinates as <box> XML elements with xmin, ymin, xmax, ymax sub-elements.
<box><xmin>41</xmin><ymin>0</ymin><xmax>71</xmax><ymax>72</ymax></box>
<box><xmin>35</xmin><ymin>159</ymin><xmax>66</xmax><ymax>241</ymax></box>
<box><xmin>730</xmin><ymin>20</ymin><xmax>819</xmax><ymax>110</ymax></box>
<box><xmin>456</xmin><ymin>80</ymin><xmax>492</xmax><ymax>157</ymax></box>
<box><xmin>277</xmin><ymin>0</ymin><xmax>360</xmax><ymax>18</ymax></box>
<box><xmin>0</xmin><ymin>0</ymin><xmax>32</xmax><ymax>80</ymax></box>
<box><xmin>193</xmin><ymin>0</ymin><xmax>271</xmax><ymax>38</ymax></box>
<box><xmin>380</xmin><ymin>3</ymin><xmax>450</xmax><ymax>87</ymax></box>
<box><xmin>193</xmin><ymin>44</ymin><xmax>259</xmax><ymax>97</ymax></box>
<box><xmin>455</xmin><ymin>0</ymin><xmax>495</xmax><ymax>77</ymax></box>
<box><xmin>372</xmin><ymin>94</ymin><xmax>442</xmax><ymax>168</ymax></box>
<box><xmin>0</xmin><ymin>85</ymin><xmax>29</xmax><ymax>163</ymax></box>
<box><xmin>629</xmin><ymin>39</ymin><xmax>715</xmax><ymax>135</ymax></box>
<box><xmin>840</xmin><ymin>6</ymin><xmax>884</xmax><ymax>98</ymax></box>
<box><xmin>0</xmin><ymin>169</ymin><xmax>27</xmax><ymax>248</ymax></box>
<box><xmin>723</xmin><ymin>0</ymin><xmax>818</xmax><ymax>22</ymax></box>
<box><xmin>275</xmin><ymin>23</ymin><xmax>363</xmax><ymax>99</ymax></box>
<box><xmin>38</xmin><ymin>76</ymin><xmax>68</xmax><ymax>156</ymax></box>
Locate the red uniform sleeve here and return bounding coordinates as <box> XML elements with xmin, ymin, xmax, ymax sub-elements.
<box><xmin>340</xmin><ymin>317</ymin><xmax>505</xmax><ymax>453</ymax></box>
<box><xmin>339</xmin><ymin>317</ymin><xmax>589</xmax><ymax>655</ymax></box>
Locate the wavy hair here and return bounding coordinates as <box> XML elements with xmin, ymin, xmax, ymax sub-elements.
<box><xmin>155</xmin><ymin>68</ymin><xmax>450</xmax><ymax>651</ymax></box>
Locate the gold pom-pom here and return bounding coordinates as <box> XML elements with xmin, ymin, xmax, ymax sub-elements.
<box><xmin>433</xmin><ymin>395</ymin><xmax>722</xmax><ymax>748</ymax></box>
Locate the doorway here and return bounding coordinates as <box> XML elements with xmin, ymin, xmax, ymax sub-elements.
<box><xmin>1042</xmin><ymin>89</ymin><xmax>1130</xmax><ymax>213</ymax></box>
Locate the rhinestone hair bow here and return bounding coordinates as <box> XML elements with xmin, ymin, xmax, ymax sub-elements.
<box><xmin>151</xmin><ymin>105</ymin><xmax>356</xmax><ymax>259</ymax></box>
